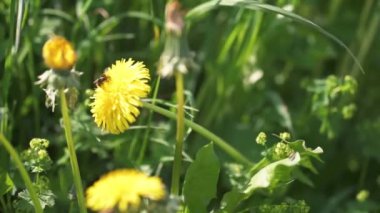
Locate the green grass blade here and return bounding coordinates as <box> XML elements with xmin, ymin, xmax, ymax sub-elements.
<box><xmin>41</xmin><ymin>8</ymin><xmax>75</xmax><ymax>23</ymax></box>
<box><xmin>93</xmin><ymin>11</ymin><xmax>163</xmax><ymax>35</ymax></box>
<box><xmin>186</xmin><ymin>0</ymin><xmax>364</xmax><ymax>73</ymax></box>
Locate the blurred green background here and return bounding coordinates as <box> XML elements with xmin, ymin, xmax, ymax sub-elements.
<box><xmin>1</xmin><ymin>0</ymin><xmax>380</xmax><ymax>212</ymax></box>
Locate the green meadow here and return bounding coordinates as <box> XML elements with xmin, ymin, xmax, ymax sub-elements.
<box><xmin>0</xmin><ymin>0</ymin><xmax>379</xmax><ymax>212</ymax></box>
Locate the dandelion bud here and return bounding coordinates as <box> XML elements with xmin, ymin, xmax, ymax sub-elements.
<box><xmin>256</xmin><ymin>132</ymin><xmax>267</xmax><ymax>146</ymax></box>
<box><xmin>158</xmin><ymin>1</ymin><xmax>199</xmax><ymax>78</ymax></box>
<box><xmin>36</xmin><ymin>36</ymin><xmax>82</xmax><ymax>111</ymax></box>
<box><xmin>165</xmin><ymin>1</ymin><xmax>185</xmax><ymax>36</ymax></box>
<box><xmin>43</xmin><ymin>36</ymin><xmax>77</xmax><ymax>70</ymax></box>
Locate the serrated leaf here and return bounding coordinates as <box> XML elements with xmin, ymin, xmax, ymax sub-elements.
<box><xmin>16</xmin><ymin>188</ymin><xmax>55</xmax><ymax>210</ymax></box>
<box><xmin>0</xmin><ymin>172</ymin><xmax>14</xmax><ymax>195</ymax></box>
<box><xmin>183</xmin><ymin>143</ymin><xmax>220</xmax><ymax>213</ymax></box>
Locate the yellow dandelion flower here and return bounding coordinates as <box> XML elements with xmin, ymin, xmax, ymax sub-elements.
<box><xmin>42</xmin><ymin>36</ymin><xmax>77</xmax><ymax>70</ymax></box>
<box><xmin>86</xmin><ymin>169</ymin><xmax>165</xmax><ymax>212</ymax></box>
<box><xmin>91</xmin><ymin>59</ymin><xmax>151</xmax><ymax>134</ymax></box>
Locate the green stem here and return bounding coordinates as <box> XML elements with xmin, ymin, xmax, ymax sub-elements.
<box><xmin>142</xmin><ymin>102</ymin><xmax>253</xmax><ymax>166</ymax></box>
<box><xmin>351</xmin><ymin>2</ymin><xmax>380</xmax><ymax>76</ymax></box>
<box><xmin>338</xmin><ymin>0</ymin><xmax>374</xmax><ymax>75</ymax></box>
<box><xmin>0</xmin><ymin>196</ymin><xmax>8</xmax><ymax>212</ymax></box>
<box><xmin>328</xmin><ymin>0</ymin><xmax>342</xmax><ymax>21</ymax></box>
<box><xmin>0</xmin><ymin>133</ymin><xmax>43</xmax><ymax>213</ymax></box>
<box><xmin>171</xmin><ymin>72</ymin><xmax>185</xmax><ymax>196</ymax></box>
<box><xmin>237</xmin><ymin>3</ymin><xmax>264</xmax><ymax>66</ymax></box>
<box><xmin>358</xmin><ymin>157</ymin><xmax>369</xmax><ymax>189</ymax></box>
<box><xmin>128</xmin><ymin>126</ymin><xmax>141</xmax><ymax>159</ymax></box>
<box><xmin>249</xmin><ymin>158</ymin><xmax>269</xmax><ymax>175</ymax></box>
<box><xmin>137</xmin><ymin>76</ymin><xmax>161</xmax><ymax>164</ymax></box>
<box><xmin>59</xmin><ymin>90</ymin><xmax>87</xmax><ymax>213</ymax></box>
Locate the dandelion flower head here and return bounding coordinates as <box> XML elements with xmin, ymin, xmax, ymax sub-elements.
<box><xmin>42</xmin><ymin>36</ymin><xmax>77</xmax><ymax>70</ymax></box>
<box><xmin>86</xmin><ymin>169</ymin><xmax>165</xmax><ymax>212</ymax></box>
<box><xmin>91</xmin><ymin>59</ymin><xmax>151</xmax><ymax>134</ymax></box>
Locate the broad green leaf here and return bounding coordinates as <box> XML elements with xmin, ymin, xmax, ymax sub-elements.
<box><xmin>220</xmin><ymin>189</ymin><xmax>246</xmax><ymax>212</ymax></box>
<box><xmin>220</xmin><ymin>153</ymin><xmax>301</xmax><ymax>212</ymax></box>
<box><xmin>183</xmin><ymin>143</ymin><xmax>220</xmax><ymax>213</ymax></box>
<box><xmin>186</xmin><ymin>0</ymin><xmax>364</xmax><ymax>73</ymax></box>
<box><xmin>292</xmin><ymin>169</ymin><xmax>314</xmax><ymax>187</ymax></box>
<box><xmin>0</xmin><ymin>172</ymin><xmax>14</xmax><ymax>196</ymax></box>
<box><xmin>244</xmin><ymin>152</ymin><xmax>300</xmax><ymax>194</ymax></box>
<box><xmin>288</xmin><ymin>140</ymin><xmax>323</xmax><ymax>173</ymax></box>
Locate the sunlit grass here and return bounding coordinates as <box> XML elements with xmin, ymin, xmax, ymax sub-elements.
<box><xmin>0</xmin><ymin>0</ymin><xmax>379</xmax><ymax>212</ymax></box>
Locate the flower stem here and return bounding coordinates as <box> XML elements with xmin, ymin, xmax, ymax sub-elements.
<box><xmin>0</xmin><ymin>133</ymin><xmax>43</xmax><ymax>213</ymax></box>
<box><xmin>142</xmin><ymin>102</ymin><xmax>253</xmax><ymax>166</ymax></box>
<box><xmin>137</xmin><ymin>76</ymin><xmax>161</xmax><ymax>164</ymax></box>
<box><xmin>171</xmin><ymin>72</ymin><xmax>185</xmax><ymax>196</ymax></box>
<box><xmin>59</xmin><ymin>89</ymin><xmax>87</xmax><ymax>213</ymax></box>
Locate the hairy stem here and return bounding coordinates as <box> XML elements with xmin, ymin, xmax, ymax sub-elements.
<box><xmin>59</xmin><ymin>90</ymin><xmax>87</xmax><ymax>213</ymax></box>
<box><xmin>171</xmin><ymin>72</ymin><xmax>185</xmax><ymax>195</ymax></box>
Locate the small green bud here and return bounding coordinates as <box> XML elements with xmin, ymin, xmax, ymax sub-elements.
<box><xmin>29</xmin><ymin>139</ymin><xmax>40</xmax><ymax>149</ymax></box>
<box><xmin>343</xmin><ymin>75</ymin><xmax>357</xmax><ymax>95</ymax></box>
<box><xmin>347</xmin><ymin>158</ymin><xmax>359</xmax><ymax>172</ymax></box>
<box><xmin>342</xmin><ymin>104</ymin><xmax>356</xmax><ymax>119</ymax></box>
<box><xmin>326</xmin><ymin>75</ymin><xmax>338</xmax><ymax>90</ymax></box>
<box><xmin>66</xmin><ymin>87</ymin><xmax>79</xmax><ymax>109</ymax></box>
<box><xmin>38</xmin><ymin>150</ymin><xmax>48</xmax><ymax>159</ymax></box>
<box><xmin>36</xmin><ymin>69</ymin><xmax>82</xmax><ymax>112</ymax></box>
<box><xmin>279</xmin><ymin>132</ymin><xmax>291</xmax><ymax>141</ymax></box>
<box><xmin>256</xmin><ymin>132</ymin><xmax>267</xmax><ymax>145</ymax></box>
<box><xmin>29</xmin><ymin>138</ymin><xmax>50</xmax><ymax>149</ymax></box>
<box><xmin>274</xmin><ymin>142</ymin><xmax>293</xmax><ymax>159</ymax></box>
<box><xmin>356</xmin><ymin>190</ymin><xmax>369</xmax><ymax>202</ymax></box>
<box><xmin>42</xmin><ymin>139</ymin><xmax>49</xmax><ymax>148</ymax></box>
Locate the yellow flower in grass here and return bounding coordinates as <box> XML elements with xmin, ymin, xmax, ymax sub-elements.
<box><xmin>86</xmin><ymin>169</ymin><xmax>165</xmax><ymax>212</ymax></box>
<box><xmin>91</xmin><ymin>59</ymin><xmax>151</xmax><ymax>134</ymax></box>
<box><xmin>42</xmin><ymin>36</ymin><xmax>77</xmax><ymax>70</ymax></box>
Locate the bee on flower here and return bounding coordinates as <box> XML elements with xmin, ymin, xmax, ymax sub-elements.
<box><xmin>86</xmin><ymin>169</ymin><xmax>165</xmax><ymax>212</ymax></box>
<box><xmin>90</xmin><ymin>59</ymin><xmax>151</xmax><ymax>134</ymax></box>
